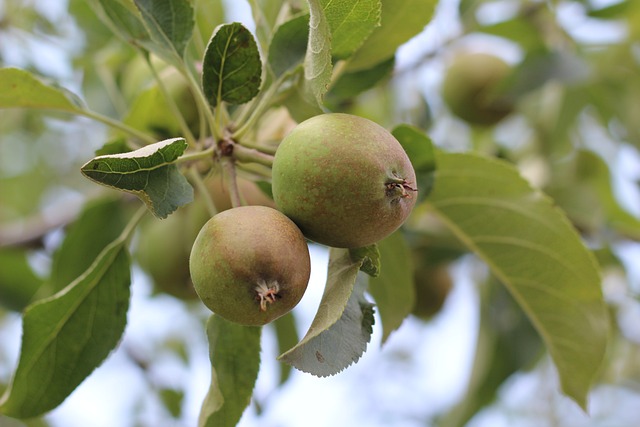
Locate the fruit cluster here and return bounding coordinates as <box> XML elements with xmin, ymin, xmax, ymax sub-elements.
<box><xmin>187</xmin><ymin>113</ymin><xmax>418</xmax><ymax>325</ymax></box>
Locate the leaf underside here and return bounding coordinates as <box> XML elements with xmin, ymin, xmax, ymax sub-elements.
<box><xmin>80</xmin><ymin>138</ymin><xmax>193</xmax><ymax>218</ymax></box>
<box><xmin>427</xmin><ymin>151</ymin><xmax>609</xmax><ymax>409</ymax></box>
<box><xmin>278</xmin><ymin>248</ymin><xmax>375</xmax><ymax>377</ymax></box>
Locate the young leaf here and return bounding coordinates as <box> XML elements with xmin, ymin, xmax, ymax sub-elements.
<box><xmin>347</xmin><ymin>0</ymin><xmax>438</xmax><ymax>71</ymax></box>
<box><xmin>392</xmin><ymin>124</ymin><xmax>436</xmax><ymax>202</ymax></box>
<box><xmin>304</xmin><ymin>0</ymin><xmax>333</xmax><ymax>104</ymax></box>
<box><xmin>0</xmin><ymin>236</ymin><xmax>132</xmax><ymax>417</ymax></box>
<box><xmin>368</xmin><ymin>231</ymin><xmax>415</xmax><ymax>342</ymax></box>
<box><xmin>133</xmin><ymin>0</ymin><xmax>194</xmax><ymax>63</ymax></box>
<box><xmin>199</xmin><ymin>315</ymin><xmax>261</xmax><ymax>427</ymax></box>
<box><xmin>202</xmin><ymin>22</ymin><xmax>262</xmax><ymax>107</ymax></box>
<box><xmin>48</xmin><ymin>198</ymin><xmax>127</xmax><ymax>296</ymax></box>
<box><xmin>268</xmin><ymin>14</ymin><xmax>310</xmax><ymax>78</ymax></box>
<box><xmin>0</xmin><ymin>68</ymin><xmax>85</xmax><ymax>112</ymax></box>
<box><xmin>426</xmin><ymin>151</ymin><xmax>609</xmax><ymax>409</ymax></box>
<box><xmin>278</xmin><ymin>248</ymin><xmax>375</xmax><ymax>377</ymax></box>
<box><xmin>80</xmin><ymin>138</ymin><xmax>194</xmax><ymax>219</ymax></box>
<box><xmin>321</xmin><ymin>0</ymin><xmax>381</xmax><ymax>59</ymax></box>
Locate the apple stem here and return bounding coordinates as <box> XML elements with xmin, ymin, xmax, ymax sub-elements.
<box><xmin>255</xmin><ymin>280</ymin><xmax>280</xmax><ymax>311</ymax></box>
<box><xmin>221</xmin><ymin>157</ymin><xmax>243</xmax><ymax>209</ymax></box>
<box><xmin>233</xmin><ymin>144</ymin><xmax>275</xmax><ymax>168</ymax></box>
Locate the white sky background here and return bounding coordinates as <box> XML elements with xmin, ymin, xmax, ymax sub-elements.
<box><xmin>1</xmin><ymin>0</ymin><xmax>640</xmax><ymax>426</ymax></box>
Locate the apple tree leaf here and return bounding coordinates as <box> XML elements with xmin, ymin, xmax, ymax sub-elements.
<box><xmin>278</xmin><ymin>248</ymin><xmax>375</xmax><ymax>377</ymax></box>
<box><xmin>268</xmin><ymin>14</ymin><xmax>309</xmax><ymax>78</ymax></box>
<box><xmin>199</xmin><ymin>315</ymin><xmax>262</xmax><ymax>427</ymax></box>
<box><xmin>80</xmin><ymin>138</ymin><xmax>194</xmax><ymax>219</ymax></box>
<box><xmin>0</xmin><ymin>230</ymin><xmax>133</xmax><ymax>418</ymax></box>
<box><xmin>89</xmin><ymin>0</ymin><xmax>150</xmax><ymax>45</ymax></box>
<box><xmin>48</xmin><ymin>197</ymin><xmax>128</xmax><ymax>296</ymax></box>
<box><xmin>304</xmin><ymin>0</ymin><xmax>333</xmax><ymax>105</ymax></box>
<box><xmin>392</xmin><ymin>124</ymin><xmax>436</xmax><ymax>202</ymax></box>
<box><xmin>326</xmin><ymin>57</ymin><xmax>395</xmax><ymax>105</ymax></box>
<box><xmin>426</xmin><ymin>151</ymin><xmax>609</xmax><ymax>409</ymax></box>
<box><xmin>368</xmin><ymin>231</ymin><xmax>415</xmax><ymax>342</ymax></box>
<box><xmin>273</xmin><ymin>313</ymin><xmax>299</xmax><ymax>384</ymax></box>
<box><xmin>0</xmin><ymin>249</ymin><xmax>43</xmax><ymax>312</ymax></box>
<box><xmin>348</xmin><ymin>0</ymin><xmax>438</xmax><ymax>71</ymax></box>
<box><xmin>90</xmin><ymin>0</ymin><xmax>193</xmax><ymax>67</ymax></box>
<box><xmin>133</xmin><ymin>0</ymin><xmax>194</xmax><ymax>64</ymax></box>
<box><xmin>202</xmin><ymin>22</ymin><xmax>262</xmax><ymax>107</ymax></box>
<box><xmin>321</xmin><ymin>0</ymin><xmax>381</xmax><ymax>59</ymax></box>
<box><xmin>0</xmin><ymin>68</ymin><xmax>85</xmax><ymax>112</ymax></box>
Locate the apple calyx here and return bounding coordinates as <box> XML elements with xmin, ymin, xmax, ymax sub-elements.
<box><xmin>386</xmin><ymin>175</ymin><xmax>417</xmax><ymax>202</ymax></box>
<box><xmin>255</xmin><ymin>279</ymin><xmax>281</xmax><ymax>311</ymax></box>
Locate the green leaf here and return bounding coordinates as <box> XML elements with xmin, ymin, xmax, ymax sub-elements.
<box><xmin>199</xmin><ymin>315</ymin><xmax>261</xmax><ymax>427</ymax></box>
<box><xmin>91</xmin><ymin>0</ymin><xmax>150</xmax><ymax>43</ymax></box>
<box><xmin>0</xmin><ymin>249</ymin><xmax>43</xmax><ymax>312</ymax></box>
<box><xmin>158</xmin><ymin>388</ymin><xmax>184</xmax><ymax>418</ymax></box>
<box><xmin>0</xmin><ymin>236</ymin><xmax>132</xmax><ymax>417</ymax></box>
<box><xmin>248</xmin><ymin>0</ymin><xmax>288</xmax><ymax>53</ymax></box>
<box><xmin>321</xmin><ymin>0</ymin><xmax>381</xmax><ymax>59</ymax></box>
<box><xmin>304</xmin><ymin>0</ymin><xmax>333</xmax><ymax>104</ymax></box>
<box><xmin>443</xmin><ymin>279</ymin><xmax>543</xmax><ymax>427</ymax></box>
<box><xmin>202</xmin><ymin>22</ymin><xmax>262</xmax><ymax>107</ymax></box>
<box><xmin>273</xmin><ymin>313</ymin><xmax>299</xmax><ymax>385</ymax></box>
<box><xmin>347</xmin><ymin>0</ymin><xmax>437</xmax><ymax>71</ymax></box>
<box><xmin>268</xmin><ymin>14</ymin><xmax>309</xmax><ymax>78</ymax></box>
<box><xmin>392</xmin><ymin>124</ymin><xmax>436</xmax><ymax>202</ymax></box>
<box><xmin>48</xmin><ymin>198</ymin><xmax>128</xmax><ymax>296</ymax></box>
<box><xmin>133</xmin><ymin>0</ymin><xmax>194</xmax><ymax>64</ymax></box>
<box><xmin>587</xmin><ymin>0</ymin><xmax>631</xmax><ymax>19</ymax></box>
<box><xmin>0</xmin><ymin>68</ymin><xmax>84</xmax><ymax>112</ymax></box>
<box><xmin>123</xmin><ymin>73</ymin><xmax>192</xmax><ymax>139</ymax></box>
<box><xmin>95</xmin><ymin>138</ymin><xmax>131</xmax><ymax>156</ymax></box>
<box><xmin>426</xmin><ymin>151</ymin><xmax>609</xmax><ymax>409</ymax></box>
<box><xmin>546</xmin><ymin>150</ymin><xmax>640</xmax><ymax>240</ymax></box>
<box><xmin>91</xmin><ymin>0</ymin><xmax>193</xmax><ymax>67</ymax></box>
<box><xmin>80</xmin><ymin>138</ymin><xmax>194</xmax><ymax>219</ymax></box>
<box><xmin>349</xmin><ymin>245</ymin><xmax>381</xmax><ymax>277</ymax></box>
<box><xmin>326</xmin><ymin>57</ymin><xmax>395</xmax><ymax>104</ymax></box>
<box><xmin>368</xmin><ymin>231</ymin><xmax>415</xmax><ymax>342</ymax></box>
<box><xmin>278</xmin><ymin>248</ymin><xmax>375</xmax><ymax>376</ymax></box>
<box><xmin>281</xmin><ymin>72</ymin><xmax>325</xmax><ymax>122</ymax></box>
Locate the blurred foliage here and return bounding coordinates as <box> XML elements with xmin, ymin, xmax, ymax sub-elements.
<box><xmin>0</xmin><ymin>0</ymin><xmax>639</xmax><ymax>426</ymax></box>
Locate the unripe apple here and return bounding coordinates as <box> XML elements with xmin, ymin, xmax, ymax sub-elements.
<box><xmin>207</xmin><ymin>173</ymin><xmax>276</xmax><ymax>212</ymax></box>
<box><xmin>272</xmin><ymin>113</ymin><xmax>417</xmax><ymax>248</ymax></box>
<box><xmin>412</xmin><ymin>264</ymin><xmax>453</xmax><ymax>320</ymax></box>
<box><xmin>136</xmin><ymin>202</ymin><xmax>209</xmax><ymax>300</ymax></box>
<box><xmin>189</xmin><ymin>206</ymin><xmax>311</xmax><ymax>326</ymax></box>
<box><xmin>442</xmin><ymin>53</ymin><xmax>514</xmax><ymax>126</ymax></box>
